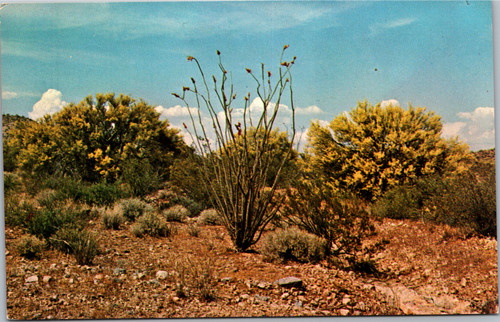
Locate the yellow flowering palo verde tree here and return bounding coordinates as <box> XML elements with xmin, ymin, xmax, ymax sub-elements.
<box><xmin>172</xmin><ymin>46</ymin><xmax>297</xmax><ymax>252</ymax></box>
<box><xmin>6</xmin><ymin>93</ymin><xmax>186</xmax><ymax>185</ymax></box>
<box><xmin>306</xmin><ymin>100</ymin><xmax>470</xmax><ymax>201</ymax></box>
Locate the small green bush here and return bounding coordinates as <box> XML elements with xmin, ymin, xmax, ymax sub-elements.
<box><xmin>35</xmin><ymin>189</ymin><xmax>59</xmax><ymax>208</ymax></box>
<box><xmin>52</xmin><ymin>178</ymin><xmax>124</xmax><ymax>207</ymax></box>
<box><xmin>17</xmin><ymin>235</ymin><xmax>45</xmax><ymax>259</ymax></box>
<box><xmin>198</xmin><ymin>209</ymin><xmax>223</xmax><ymax>226</ymax></box>
<box><xmin>121</xmin><ymin>158</ymin><xmax>162</xmax><ymax>197</ymax></box>
<box><xmin>4</xmin><ymin>197</ymin><xmax>36</xmax><ymax>228</ymax></box>
<box><xmin>162</xmin><ymin>205</ymin><xmax>190</xmax><ymax>222</ymax></box>
<box><xmin>4</xmin><ymin>172</ymin><xmax>21</xmax><ymax>195</ymax></box>
<box><xmin>102</xmin><ymin>210</ymin><xmax>125</xmax><ymax>230</ymax></box>
<box><xmin>135</xmin><ymin>212</ymin><xmax>173</xmax><ymax>237</ymax></box>
<box><xmin>27</xmin><ymin>209</ymin><xmax>64</xmax><ymax>240</ymax></box>
<box><xmin>120</xmin><ymin>198</ymin><xmax>153</xmax><ymax>222</ymax></box>
<box><xmin>261</xmin><ymin>227</ymin><xmax>327</xmax><ymax>263</ymax></box>
<box><xmin>51</xmin><ymin>228</ymin><xmax>100</xmax><ymax>265</ymax></box>
<box><xmin>429</xmin><ymin>162</ymin><xmax>496</xmax><ymax>237</ymax></box>
<box><xmin>372</xmin><ymin>175</ymin><xmax>444</xmax><ymax>220</ymax></box>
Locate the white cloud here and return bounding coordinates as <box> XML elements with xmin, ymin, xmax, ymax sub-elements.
<box><xmin>29</xmin><ymin>89</ymin><xmax>67</xmax><ymax>120</ymax></box>
<box><xmin>155</xmin><ymin>105</ymin><xmax>200</xmax><ymax>119</ymax></box>
<box><xmin>295</xmin><ymin>105</ymin><xmax>324</xmax><ymax>115</ymax></box>
<box><xmin>370</xmin><ymin>17</ymin><xmax>417</xmax><ymax>36</ymax></box>
<box><xmin>380</xmin><ymin>99</ymin><xmax>401</xmax><ymax>108</ymax></box>
<box><xmin>2</xmin><ymin>91</ymin><xmax>18</xmax><ymax>100</ymax></box>
<box><xmin>442</xmin><ymin>107</ymin><xmax>495</xmax><ymax>151</ymax></box>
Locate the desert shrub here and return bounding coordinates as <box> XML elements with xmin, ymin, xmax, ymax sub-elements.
<box><xmin>121</xmin><ymin>158</ymin><xmax>162</xmax><ymax>197</ymax></box>
<box><xmin>27</xmin><ymin>209</ymin><xmax>65</xmax><ymax>240</ymax></box>
<box><xmin>51</xmin><ymin>177</ymin><xmax>124</xmax><ymax>207</ymax></box>
<box><xmin>4</xmin><ymin>197</ymin><xmax>36</xmax><ymax>228</ymax></box>
<box><xmin>283</xmin><ymin>173</ymin><xmax>383</xmax><ymax>269</ymax></box>
<box><xmin>372</xmin><ymin>175</ymin><xmax>445</xmax><ymax>220</ymax></box>
<box><xmin>51</xmin><ymin>228</ymin><xmax>100</xmax><ymax>265</ymax></box>
<box><xmin>162</xmin><ymin>205</ymin><xmax>190</xmax><ymax>222</ymax></box>
<box><xmin>135</xmin><ymin>212</ymin><xmax>173</xmax><ymax>237</ymax></box>
<box><xmin>17</xmin><ymin>235</ymin><xmax>45</xmax><ymax>259</ymax></box>
<box><xmin>119</xmin><ymin>198</ymin><xmax>153</xmax><ymax>222</ymax></box>
<box><xmin>173</xmin><ymin>255</ymin><xmax>216</xmax><ymax>301</ymax></box>
<box><xmin>186</xmin><ymin>223</ymin><xmax>201</xmax><ymax>237</ymax></box>
<box><xmin>198</xmin><ymin>209</ymin><xmax>223</xmax><ymax>226</ymax></box>
<box><xmin>35</xmin><ymin>189</ymin><xmax>59</xmax><ymax>208</ymax></box>
<box><xmin>157</xmin><ymin>189</ymin><xmax>204</xmax><ymax>217</ymax></box>
<box><xmin>27</xmin><ymin>205</ymin><xmax>87</xmax><ymax>240</ymax></box>
<box><xmin>102</xmin><ymin>210</ymin><xmax>125</xmax><ymax>230</ymax></box>
<box><xmin>4</xmin><ymin>172</ymin><xmax>21</xmax><ymax>195</ymax></box>
<box><xmin>428</xmin><ymin>161</ymin><xmax>496</xmax><ymax>237</ymax></box>
<box><xmin>261</xmin><ymin>227</ymin><xmax>327</xmax><ymax>263</ymax></box>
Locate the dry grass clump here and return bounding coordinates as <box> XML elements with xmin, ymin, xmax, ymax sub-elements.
<box><xmin>17</xmin><ymin>235</ymin><xmax>45</xmax><ymax>260</ymax></box>
<box><xmin>261</xmin><ymin>227</ymin><xmax>327</xmax><ymax>263</ymax></box>
<box><xmin>198</xmin><ymin>209</ymin><xmax>223</xmax><ymax>226</ymax></box>
<box><xmin>162</xmin><ymin>205</ymin><xmax>190</xmax><ymax>222</ymax></box>
<box><xmin>131</xmin><ymin>212</ymin><xmax>174</xmax><ymax>238</ymax></box>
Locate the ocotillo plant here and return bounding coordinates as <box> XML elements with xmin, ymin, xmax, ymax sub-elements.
<box><xmin>173</xmin><ymin>45</ymin><xmax>296</xmax><ymax>251</ymax></box>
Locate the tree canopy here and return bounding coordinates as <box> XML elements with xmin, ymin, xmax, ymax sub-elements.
<box><xmin>305</xmin><ymin>100</ymin><xmax>470</xmax><ymax>201</ymax></box>
<box><xmin>5</xmin><ymin>93</ymin><xmax>187</xmax><ymax>182</ymax></box>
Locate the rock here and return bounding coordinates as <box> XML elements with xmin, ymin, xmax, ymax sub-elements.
<box><xmin>257</xmin><ymin>282</ymin><xmax>269</xmax><ymax>289</ymax></box>
<box><xmin>460</xmin><ymin>278</ymin><xmax>467</xmax><ymax>287</ymax></box>
<box><xmin>340</xmin><ymin>309</ymin><xmax>350</xmax><ymax>316</ymax></box>
<box><xmin>275</xmin><ymin>276</ymin><xmax>302</xmax><ymax>288</ymax></box>
<box><xmin>342</xmin><ymin>296</ymin><xmax>351</xmax><ymax>305</ymax></box>
<box><xmin>94</xmin><ymin>274</ymin><xmax>104</xmax><ymax>281</ymax></box>
<box><xmin>255</xmin><ymin>295</ymin><xmax>270</xmax><ymax>302</ymax></box>
<box><xmin>137</xmin><ymin>273</ymin><xmax>145</xmax><ymax>279</ymax></box>
<box><xmin>294</xmin><ymin>300</ymin><xmax>303</xmax><ymax>308</ymax></box>
<box><xmin>221</xmin><ymin>277</ymin><xmax>233</xmax><ymax>283</ymax></box>
<box><xmin>42</xmin><ymin>276</ymin><xmax>52</xmax><ymax>284</ymax></box>
<box><xmin>156</xmin><ymin>271</ymin><xmax>168</xmax><ymax>280</ymax></box>
<box><xmin>355</xmin><ymin>301</ymin><xmax>366</xmax><ymax>311</ymax></box>
<box><xmin>25</xmin><ymin>275</ymin><xmax>38</xmax><ymax>283</ymax></box>
<box><xmin>281</xmin><ymin>292</ymin><xmax>290</xmax><ymax>299</ymax></box>
<box><xmin>241</xmin><ymin>294</ymin><xmax>250</xmax><ymax>300</ymax></box>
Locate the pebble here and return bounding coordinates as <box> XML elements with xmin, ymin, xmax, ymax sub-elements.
<box><xmin>340</xmin><ymin>308</ymin><xmax>350</xmax><ymax>316</ymax></box>
<box><xmin>42</xmin><ymin>276</ymin><xmax>52</xmax><ymax>284</ymax></box>
<box><xmin>25</xmin><ymin>275</ymin><xmax>38</xmax><ymax>283</ymax></box>
<box><xmin>156</xmin><ymin>271</ymin><xmax>168</xmax><ymax>280</ymax></box>
<box><xmin>281</xmin><ymin>292</ymin><xmax>290</xmax><ymax>299</ymax></box>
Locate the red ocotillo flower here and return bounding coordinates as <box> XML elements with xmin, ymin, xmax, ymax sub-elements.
<box><xmin>245</xmin><ymin>68</ymin><xmax>252</xmax><ymax>73</ymax></box>
<box><xmin>183</xmin><ymin>122</ymin><xmax>188</xmax><ymax>129</ymax></box>
<box><xmin>187</xmin><ymin>56</ymin><xmax>194</xmax><ymax>61</ymax></box>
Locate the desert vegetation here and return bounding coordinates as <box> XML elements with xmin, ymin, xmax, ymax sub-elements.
<box><xmin>3</xmin><ymin>48</ymin><xmax>497</xmax><ymax>318</ymax></box>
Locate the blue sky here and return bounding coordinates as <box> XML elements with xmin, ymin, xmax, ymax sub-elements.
<box><xmin>0</xmin><ymin>1</ymin><xmax>495</xmax><ymax>150</ymax></box>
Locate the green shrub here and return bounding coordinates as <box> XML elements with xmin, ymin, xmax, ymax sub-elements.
<box><xmin>50</xmin><ymin>228</ymin><xmax>100</xmax><ymax>265</ymax></box>
<box><xmin>372</xmin><ymin>175</ymin><xmax>445</xmax><ymax>220</ymax></box>
<box><xmin>121</xmin><ymin>158</ymin><xmax>162</xmax><ymax>197</ymax></box>
<box><xmin>4</xmin><ymin>197</ymin><xmax>36</xmax><ymax>228</ymax></box>
<box><xmin>162</xmin><ymin>205</ymin><xmax>190</xmax><ymax>222</ymax></box>
<box><xmin>157</xmin><ymin>189</ymin><xmax>204</xmax><ymax>217</ymax></box>
<box><xmin>261</xmin><ymin>227</ymin><xmax>327</xmax><ymax>263</ymax></box>
<box><xmin>135</xmin><ymin>212</ymin><xmax>173</xmax><ymax>237</ymax></box>
<box><xmin>283</xmin><ymin>173</ymin><xmax>381</xmax><ymax>268</ymax></box>
<box><xmin>102</xmin><ymin>210</ymin><xmax>125</xmax><ymax>230</ymax></box>
<box><xmin>35</xmin><ymin>189</ymin><xmax>59</xmax><ymax>208</ymax></box>
<box><xmin>429</xmin><ymin>162</ymin><xmax>496</xmax><ymax>237</ymax></box>
<box><xmin>27</xmin><ymin>209</ymin><xmax>64</xmax><ymax>240</ymax></box>
<box><xmin>26</xmin><ymin>205</ymin><xmax>86</xmax><ymax>240</ymax></box>
<box><xmin>17</xmin><ymin>235</ymin><xmax>45</xmax><ymax>259</ymax></box>
<box><xmin>198</xmin><ymin>209</ymin><xmax>223</xmax><ymax>226</ymax></box>
<box><xmin>4</xmin><ymin>172</ymin><xmax>21</xmax><ymax>195</ymax></box>
<box><xmin>52</xmin><ymin>178</ymin><xmax>124</xmax><ymax>207</ymax></box>
<box><xmin>120</xmin><ymin>198</ymin><xmax>153</xmax><ymax>222</ymax></box>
